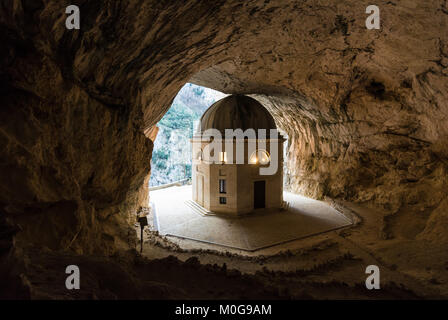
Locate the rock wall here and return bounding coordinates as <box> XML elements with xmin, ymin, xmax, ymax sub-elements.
<box><xmin>189</xmin><ymin>0</ymin><xmax>448</xmax><ymax>241</ymax></box>
<box><xmin>1</xmin><ymin>1</ymin><xmax>153</xmax><ymax>253</ymax></box>
<box><xmin>1</xmin><ymin>0</ymin><xmax>448</xmax><ymax>258</ymax></box>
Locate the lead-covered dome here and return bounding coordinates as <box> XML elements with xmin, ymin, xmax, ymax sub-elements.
<box><xmin>199</xmin><ymin>95</ymin><xmax>276</xmax><ymax>135</ymax></box>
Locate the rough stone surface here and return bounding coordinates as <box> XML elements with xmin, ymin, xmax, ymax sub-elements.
<box><xmin>1</xmin><ymin>0</ymin><xmax>448</xmax><ymax>298</ymax></box>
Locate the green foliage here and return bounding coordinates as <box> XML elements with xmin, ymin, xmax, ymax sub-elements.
<box><xmin>158</xmin><ymin>102</ymin><xmax>196</xmax><ymax>131</ymax></box>
<box><xmin>150</xmin><ymin>83</ymin><xmax>225</xmax><ymax>187</ymax></box>
<box><xmin>150</xmin><ymin>101</ymin><xmax>200</xmax><ymax>186</ymax></box>
<box><xmin>152</xmin><ymin>148</ymin><xmax>169</xmax><ymax>170</ymax></box>
<box><xmin>193</xmin><ymin>86</ymin><xmax>204</xmax><ymax>96</ymax></box>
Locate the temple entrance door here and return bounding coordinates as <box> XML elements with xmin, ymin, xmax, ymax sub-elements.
<box><xmin>254</xmin><ymin>180</ymin><xmax>266</xmax><ymax>209</ymax></box>
<box><xmin>197</xmin><ymin>175</ymin><xmax>204</xmax><ymax>206</ymax></box>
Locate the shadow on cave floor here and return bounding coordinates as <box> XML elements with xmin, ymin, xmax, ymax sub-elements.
<box><xmin>135</xmin><ymin>198</ymin><xmax>448</xmax><ymax>300</ymax></box>
<box><xmin>2</xmin><ymin>245</ymin><xmax>427</xmax><ymax>300</ymax></box>
<box><xmin>3</xmin><ymin>201</ymin><xmax>446</xmax><ymax>299</ymax></box>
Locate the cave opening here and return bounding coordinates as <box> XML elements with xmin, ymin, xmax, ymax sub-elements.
<box><xmin>149</xmin><ymin>83</ymin><xmax>227</xmax><ymax>188</ymax></box>
<box><xmin>1</xmin><ymin>0</ymin><xmax>448</xmax><ymax>300</ymax></box>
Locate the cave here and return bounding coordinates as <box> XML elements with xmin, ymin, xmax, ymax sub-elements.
<box><xmin>1</xmin><ymin>0</ymin><xmax>448</xmax><ymax>301</ymax></box>
<box><xmin>150</xmin><ymin>92</ymin><xmax>353</xmax><ymax>252</ymax></box>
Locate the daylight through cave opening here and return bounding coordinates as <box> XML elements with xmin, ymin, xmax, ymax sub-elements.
<box><xmin>2</xmin><ymin>0</ymin><xmax>448</xmax><ymax>299</ymax></box>
<box><xmin>149</xmin><ymin>83</ymin><xmax>227</xmax><ymax>188</ymax></box>
<box><xmin>146</xmin><ymin>84</ymin><xmax>353</xmax><ymax>252</ymax></box>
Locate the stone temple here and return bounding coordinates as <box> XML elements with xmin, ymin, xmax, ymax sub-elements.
<box><xmin>191</xmin><ymin>95</ymin><xmax>285</xmax><ymax>215</ymax></box>
<box><xmin>2</xmin><ymin>0</ymin><xmax>448</xmax><ymax>300</ymax></box>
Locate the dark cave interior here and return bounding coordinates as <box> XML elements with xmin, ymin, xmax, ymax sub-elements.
<box><xmin>1</xmin><ymin>0</ymin><xmax>448</xmax><ymax>300</ymax></box>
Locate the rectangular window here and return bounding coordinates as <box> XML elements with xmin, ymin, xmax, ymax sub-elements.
<box><xmin>219</xmin><ymin>179</ymin><xmax>226</xmax><ymax>194</ymax></box>
<box><xmin>219</xmin><ymin>151</ymin><xmax>227</xmax><ymax>163</ymax></box>
<box><xmin>219</xmin><ymin>197</ymin><xmax>227</xmax><ymax>204</ymax></box>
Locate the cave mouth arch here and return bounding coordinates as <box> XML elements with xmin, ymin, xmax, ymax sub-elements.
<box><xmin>0</xmin><ymin>0</ymin><xmax>447</xmax><ymax>300</ymax></box>
<box><xmin>142</xmin><ymin>76</ymin><xmax>354</xmax><ymax>253</ymax></box>
<box><xmin>140</xmin><ymin>56</ymin><xmax>448</xmax><ymax>255</ymax></box>
<box><xmin>149</xmin><ymin>83</ymin><xmax>227</xmax><ymax>188</ymax></box>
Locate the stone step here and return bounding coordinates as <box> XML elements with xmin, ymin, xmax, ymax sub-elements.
<box><xmin>185</xmin><ymin>201</ymin><xmax>208</xmax><ymax>216</ymax></box>
<box><xmin>185</xmin><ymin>200</ymin><xmax>211</xmax><ymax>216</ymax></box>
<box><xmin>281</xmin><ymin>201</ymin><xmax>290</xmax><ymax>211</ymax></box>
<box><xmin>185</xmin><ymin>200</ymin><xmax>215</xmax><ymax>216</ymax></box>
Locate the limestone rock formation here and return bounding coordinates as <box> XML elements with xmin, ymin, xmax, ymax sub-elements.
<box><xmin>1</xmin><ymin>0</ymin><xmax>447</xmax><ymax>299</ymax></box>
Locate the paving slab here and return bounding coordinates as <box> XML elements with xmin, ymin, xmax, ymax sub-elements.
<box><xmin>151</xmin><ymin>185</ymin><xmax>352</xmax><ymax>251</ymax></box>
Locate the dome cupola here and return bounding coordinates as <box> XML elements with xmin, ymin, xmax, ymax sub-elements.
<box><xmin>199</xmin><ymin>95</ymin><xmax>276</xmax><ymax>135</ymax></box>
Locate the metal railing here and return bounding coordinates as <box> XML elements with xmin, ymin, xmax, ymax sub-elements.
<box><xmin>149</xmin><ymin>178</ymin><xmax>191</xmax><ymax>191</ymax></box>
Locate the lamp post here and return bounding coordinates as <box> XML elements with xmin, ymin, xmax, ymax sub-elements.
<box><xmin>137</xmin><ymin>208</ymin><xmax>148</xmax><ymax>253</ymax></box>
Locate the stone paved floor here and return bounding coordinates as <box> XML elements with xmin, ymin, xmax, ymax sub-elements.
<box><xmin>151</xmin><ymin>185</ymin><xmax>352</xmax><ymax>251</ymax></box>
